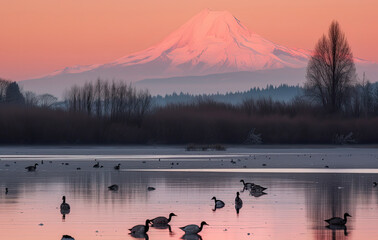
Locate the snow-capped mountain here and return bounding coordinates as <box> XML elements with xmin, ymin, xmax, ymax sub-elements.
<box><xmin>20</xmin><ymin>9</ymin><xmax>376</xmax><ymax>97</ymax></box>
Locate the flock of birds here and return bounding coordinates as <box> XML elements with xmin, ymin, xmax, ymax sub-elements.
<box><xmin>124</xmin><ymin>179</ymin><xmax>268</xmax><ymax>240</ymax></box>
<box><xmin>0</xmin><ymin>160</ymin><xmax>375</xmax><ymax>240</ymax></box>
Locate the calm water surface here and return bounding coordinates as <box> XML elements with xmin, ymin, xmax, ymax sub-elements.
<box><xmin>0</xmin><ymin>163</ymin><xmax>378</xmax><ymax>240</ymax></box>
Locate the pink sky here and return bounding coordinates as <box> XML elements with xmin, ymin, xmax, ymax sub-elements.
<box><xmin>0</xmin><ymin>0</ymin><xmax>377</xmax><ymax>81</ymax></box>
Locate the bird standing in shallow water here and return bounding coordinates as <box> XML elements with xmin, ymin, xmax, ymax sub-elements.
<box><xmin>180</xmin><ymin>221</ymin><xmax>208</xmax><ymax>234</ymax></box>
<box><xmin>373</xmin><ymin>182</ymin><xmax>377</xmax><ymax>187</ymax></box>
<box><xmin>235</xmin><ymin>192</ymin><xmax>243</xmax><ymax>214</ymax></box>
<box><xmin>240</xmin><ymin>179</ymin><xmax>253</xmax><ymax>189</ymax></box>
<box><xmin>325</xmin><ymin>213</ymin><xmax>351</xmax><ymax>225</ymax></box>
<box><xmin>60</xmin><ymin>196</ymin><xmax>71</xmax><ymax>218</ymax></box>
<box><xmin>25</xmin><ymin>163</ymin><xmax>38</xmax><ymax>172</ymax></box>
<box><xmin>151</xmin><ymin>213</ymin><xmax>177</xmax><ymax>225</ymax></box>
<box><xmin>114</xmin><ymin>163</ymin><xmax>121</xmax><ymax>170</ymax></box>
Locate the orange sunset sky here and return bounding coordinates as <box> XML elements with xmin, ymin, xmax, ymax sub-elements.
<box><xmin>0</xmin><ymin>0</ymin><xmax>377</xmax><ymax>81</ymax></box>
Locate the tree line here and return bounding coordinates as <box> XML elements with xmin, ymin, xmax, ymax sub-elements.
<box><xmin>64</xmin><ymin>79</ymin><xmax>151</xmax><ymax>126</ymax></box>
<box><xmin>0</xmin><ymin>21</ymin><xmax>377</xmax><ymax>144</ymax></box>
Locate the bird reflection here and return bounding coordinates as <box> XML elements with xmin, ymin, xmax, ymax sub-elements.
<box><xmin>130</xmin><ymin>232</ymin><xmax>149</xmax><ymax>240</ymax></box>
<box><xmin>249</xmin><ymin>190</ymin><xmax>267</xmax><ymax>198</ymax></box>
<box><xmin>326</xmin><ymin>224</ymin><xmax>348</xmax><ymax>237</ymax></box>
<box><xmin>235</xmin><ymin>192</ymin><xmax>243</xmax><ymax>214</ymax></box>
<box><xmin>181</xmin><ymin>233</ymin><xmax>203</xmax><ymax>240</ymax></box>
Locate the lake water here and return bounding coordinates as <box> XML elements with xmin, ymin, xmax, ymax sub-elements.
<box><xmin>1</xmin><ymin>158</ymin><xmax>378</xmax><ymax>240</ymax></box>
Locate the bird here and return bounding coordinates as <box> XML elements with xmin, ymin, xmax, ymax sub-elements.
<box><xmin>25</xmin><ymin>163</ymin><xmax>38</xmax><ymax>172</ymax></box>
<box><xmin>147</xmin><ymin>187</ymin><xmax>156</xmax><ymax>191</ymax></box>
<box><xmin>211</xmin><ymin>196</ymin><xmax>225</xmax><ymax>209</ymax></box>
<box><xmin>114</xmin><ymin>163</ymin><xmax>121</xmax><ymax>170</ymax></box>
<box><xmin>61</xmin><ymin>235</ymin><xmax>75</xmax><ymax>240</ymax></box>
<box><xmin>180</xmin><ymin>221</ymin><xmax>208</xmax><ymax>234</ymax></box>
<box><xmin>325</xmin><ymin>213</ymin><xmax>352</xmax><ymax>225</ymax></box>
<box><xmin>235</xmin><ymin>192</ymin><xmax>243</xmax><ymax>214</ymax></box>
<box><xmin>373</xmin><ymin>182</ymin><xmax>377</xmax><ymax>187</ymax></box>
<box><xmin>151</xmin><ymin>213</ymin><xmax>177</xmax><ymax>225</ymax></box>
<box><xmin>5</xmin><ymin>188</ymin><xmax>8</xmax><ymax>194</ymax></box>
<box><xmin>93</xmin><ymin>162</ymin><xmax>100</xmax><ymax>168</ymax></box>
<box><xmin>108</xmin><ymin>184</ymin><xmax>119</xmax><ymax>191</ymax></box>
<box><xmin>250</xmin><ymin>183</ymin><xmax>267</xmax><ymax>193</ymax></box>
<box><xmin>129</xmin><ymin>219</ymin><xmax>151</xmax><ymax>234</ymax></box>
<box><xmin>240</xmin><ymin>179</ymin><xmax>253</xmax><ymax>189</ymax></box>
<box><xmin>60</xmin><ymin>196</ymin><xmax>71</xmax><ymax>216</ymax></box>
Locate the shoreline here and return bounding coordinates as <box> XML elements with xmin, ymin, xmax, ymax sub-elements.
<box><xmin>0</xmin><ymin>145</ymin><xmax>377</xmax><ymax>170</ymax></box>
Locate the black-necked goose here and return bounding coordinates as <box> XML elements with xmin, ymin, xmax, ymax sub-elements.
<box><xmin>114</xmin><ymin>163</ymin><xmax>121</xmax><ymax>170</ymax></box>
<box><xmin>5</xmin><ymin>188</ymin><xmax>8</xmax><ymax>194</ymax></box>
<box><xmin>180</xmin><ymin>221</ymin><xmax>208</xmax><ymax>234</ymax></box>
<box><xmin>151</xmin><ymin>213</ymin><xmax>177</xmax><ymax>225</ymax></box>
<box><xmin>60</xmin><ymin>196</ymin><xmax>70</xmax><ymax>215</ymax></box>
<box><xmin>240</xmin><ymin>179</ymin><xmax>253</xmax><ymax>189</ymax></box>
<box><xmin>373</xmin><ymin>182</ymin><xmax>377</xmax><ymax>187</ymax></box>
<box><xmin>250</xmin><ymin>183</ymin><xmax>267</xmax><ymax>192</ymax></box>
<box><xmin>235</xmin><ymin>192</ymin><xmax>243</xmax><ymax>213</ymax></box>
<box><xmin>211</xmin><ymin>196</ymin><xmax>225</xmax><ymax>209</ymax></box>
<box><xmin>129</xmin><ymin>219</ymin><xmax>151</xmax><ymax>234</ymax></box>
<box><xmin>325</xmin><ymin>213</ymin><xmax>351</xmax><ymax>225</ymax></box>
<box><xmin>93</xmin><ymin>162</ymin><xmax>100</xmax><ymax>168</ymax></box>
<box><xmin>25</xmin><ymin>163</ymin><xmax>38</xmax><ymax>172</ymax></box>
<box><xmin>108</xmin><ymin>184</ymin><xmax>119</xmax><ymax>191</ymax></box>
<box><xmin>61</xmin><ymin>235</ymin><xmax>75</xmax><ymax>240</ymax></box>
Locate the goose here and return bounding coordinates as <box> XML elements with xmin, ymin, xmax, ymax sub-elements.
<box><xmin>325</xmin><ymin>213</ymin><xmax>351</xmax><ymax>225</ymax></box>
<box><xmin>5</xmin><ymin>188</ymin><xmax>8</xmax><ymax>194</ymax></box>
<box><xmin>211</xmin><ymin>196</ymin><xmax>225</xmax><ymax>209</ymax></box>
<box><xmin>108</xmin><ymin>184</ymin><xmax>119</xmax><ymax>191</ymax></box>
<box><xmin>373</xmin><ymin>182</ymin><xmax>377</xmax><ymax>187</ymax></box>
<box><xmin>129</xmin><ymin>219</ymin><xmax>151</xmax><ymax>234</ymax></box>
<box><xmin>60</xmin><ymin>196</ymin><xmax>70</xmax><ymax>215</ymax></box>
<box><xmin>93</xmin><ymin>162</ymin><xmax>100</xmax><ymax>168</ymax></box>
<box><xmin>180</xmin><ymin>221</ymin><xmax>208</xmax><ymax>234</ymax></box>
<box><xmin>61</xmin><ymin>235</ymin><xmax>75</xmax><ymax>240</ymax></box>
<box><xmin>25</xmin><ymin>163</ymin><xmax>38</xmax><ymax>172</ymax></box>
<box><xmin>114</xmin><ymin>163</ymin><xmax>121</xmax><ymax>170</ymax></box>
<box><xmin>235</xmin><ymin>192</ymin><xmax>243</xmax><ymax>213</ymax></box>
<box><xmin>240</xmin><ymin>179</ymin><xmax>253</xmax><ymax>189</ymax></box>
<box><xmin>250</xmin><ymin>183</ymin><xmax>267</xmax><ymax>192</ymax></box>
<box><xmin>151</xmin><ymin>213</ymin><xmax>177</xmax><ymax>225</ymax></box>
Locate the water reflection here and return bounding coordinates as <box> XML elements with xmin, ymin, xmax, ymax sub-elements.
<box><xmin>0</xmin><ymin>167</ymin><xmax>377</xmax><ymax>240</ymax></box>
<box><xmin>181</xmin><ymin>233</ymin><xmax>202</xmax><ymax>240</ymax></box>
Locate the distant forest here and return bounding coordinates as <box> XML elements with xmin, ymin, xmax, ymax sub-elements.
<box><xmin>153</xmin><ymin>84</ymin><xmax>303</xmax><ymax>106</ymax></box>
<box><xmin>0</xmin><ymin>77</ymin><xmax>378</xmax><ymax>145</ymax></box>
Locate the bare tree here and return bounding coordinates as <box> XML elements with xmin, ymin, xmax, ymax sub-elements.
<box><xmin>24</xmin><ymin>91</ymin><xmax>38</xmax><ymax>107</ymax></box>
<box><xmin>37</xmin><ymin>94</ymin><xmax>58</xmax><ymax>108</ymax></box>
<box><xmin>0</xmin><ymin>78</ymin><xmax>11</xmax><ymax>102</ymax></box>
<box><xmin>305</xmin><ymin>21</ymin><xmax>356</xmax><ymax>113</ymax></box>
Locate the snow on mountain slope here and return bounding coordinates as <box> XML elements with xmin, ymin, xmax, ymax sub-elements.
<box><xmin>20</xmin><ymin>9</ymin><xmax>376</xmax><ymax>97</ymax></box>
<box><xmin>27</xmin><ymin>9</ymin><xmax>310</xmax><ymax>81</ymax></box>
<box><xmin>109</xmin><ymin>9</ymin><xmax>310</xmax><ymax>74</ymax></box>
